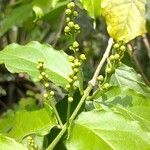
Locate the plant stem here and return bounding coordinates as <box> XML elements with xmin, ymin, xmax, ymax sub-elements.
<box><xmin>89</xmin><ymin>38</ymin><xmax>114</xmax><ymax>86</ymax></box>
<box><xmin>142</xmin><ymin>34</ymin><xmax>150</xmax><ymax>58</ymax></box>
<box><xmin>66</xmin><ymin>101</ymin><xmax>71</xmax><ymax>128</ymax></box>
<box><xmin>47</xmin><ymin>38</ymin><xmax>114</xmax><ymax>150</ymax></box>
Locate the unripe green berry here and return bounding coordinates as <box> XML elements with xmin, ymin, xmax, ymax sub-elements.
<box><xmin>68</xmin><ymin>21</ymin><xmax>74</xmax><ymax>28</ymax></box>
<box><xmin>113</xmin><ymin>43</ymin><xmax>120</xmax><ymax>49</ymax></box>
<box><xmin>68</xmin><ymin>56</ymin><xmax>75</xmax><ymax>62</ymax></box>
<box><xmin>80</xmin><ymin>54</ymin><xmax>86</xmax><ymax>60</ymax></box>
<box><xmin>73</xmin><ymin>41</ymin><xmax>79</xmax><ymax>48</ymax></box>
<box><xmin>74</xmin><ymin>24</ymin><xmax>80</xmax><ymax>30</ymax></box>
<box><xmin>73</xmin><ymin>75</ymin><xmax>77</xmax><ymax>81</ymax></box>
<box><xmin>68</xmin><ymin>96</ymin><xmax>73</xmax><ymax>102</ymax></box>
<box><xmin>106</xmin><ymin>67</ymin><xmax>112</xmax><ymax>73</ymax></box>
<box><xmin>68</xmin><ymin>78</ymin><xmax>73</xmax><ymax>83</ymax></box>
<box><xmin>114</xmin><ymin>54</ymin><xmax>120</xmax><ymax>60</ymax></box>
<box><xmin>41</xmin><ymin>72</ymin><xmax>46</xmax><ymax>76</ymax></box>
<box><xmin>75</xmin><ymin>62</ymin><xmax>81</xmax><ymax>67</ymax></box>
<box><xmin>97</xmin><ymin>75</ymin><xmax>104</xmax><ymax>81</ymax></box>
<box><xmin>65</xmin><ymin>9</ymin><xmax>72</xmax><ymax>15</ymax></box>
<box><xmin>73</xmin><ymin>11</ymin><xmax>78</xmax><ymax>16</ymax></box>
<box><xmin>66</xmin><ymin>17</ymin><xmax>70</xmax><ymax>22</ymax></box>
<box><xmin>45</xmin><ymin>74</ymin><xmax>49</xmax><ymax>78</ymax></box>
<box><xmin>120</xmin><ymin>45</ymin><xmax>126</xmax><ymax>51</ymax></box>
<box><xmin>50</xmin><ymin>91</ymin><xmax>55</xmax><ymax>96</ymax></box>
<box><xmin>75</xmin><ymin>48</ymin><xmax>79</xmax><ymax>51</ymax></box>
<box><xmin>67</xmin><ymin>2</ymin><xmax>75</xmax><ymax>9</ymax></box>
<box><xmin>64</xmin><ymin>26</ymin><xmax>70</xmax><ymax>33</ymax></box>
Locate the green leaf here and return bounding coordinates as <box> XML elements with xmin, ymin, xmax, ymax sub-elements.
<box><xmin>66</xmin><ymin>110</ymin><xmax>150</xmax><ymax>150</ymax></box>
<box><xmin>0</xmin><ymin>134</ymin><xmax>27</xmax><ymax>150</ymax></box>
<box><xmin>8</xmin><ymin>107</ymin><xmax>57</xmax><ymax>141</ymax></box>
<box><xmin>80</xmin><ymin>0</ymin><xmax>102</xmax><ymax>19</ymax></box>
<box><xmin>0</xmin><ymin>41</ymin><xmax>72</xmax><ymax>87</ymax></box>
<box><xmin>110</xmin><ymin>65</ymin><xmax>150</xmax><ymax>98</ymax></box>
<box><xmin>102</xmin><ymin>0</ymin><xmax>147</xmax><ymax>42</ymax></box>
<box><xmin>0</xmin><ymin>3</ymin><xmax>33</xmax><ymax>37</ymax></box>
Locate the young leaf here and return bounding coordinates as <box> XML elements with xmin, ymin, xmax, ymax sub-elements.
<box><xmin>80</xmin><ymin>0</ymin><xmax>102</xmax><ymax>19</ymax></box>
<box><xmin>7</xmin><ymin>107</ymin><xmax>57</xmax><ymax>141</ymax></box>
<box><xmin>66</xmin><ymin>110</ymin><xmax>150</xmax><ymax>150</ymax></box>
<box><xmin>102</xmin><ymin>0</ymin><xmax>147</xmax><ymax>42</ymax></box>
<box><xmin>0</xmin><ymin>134</ymin><xmax>27</xmax><ymax>150</ymax></box>
<box><xmin>110</xmin><ymin>65</ymin><xmax>150</xmax><ymax>98</ymax></box>
<box><xmin>0</xmin><ymin>41</ymin><xmax>72</xmax><ymax>87</ymax></box>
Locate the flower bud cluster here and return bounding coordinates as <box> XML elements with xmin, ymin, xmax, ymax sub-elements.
<box><xmin>27</xmin><ymin>136</ymin><xmax>38</xmax><ymax>150</ymax></box>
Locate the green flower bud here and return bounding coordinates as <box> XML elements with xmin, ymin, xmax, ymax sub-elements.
<box><xmin>66</xmin><ymin>17</ymin><xmax>70</xmax><ymax>23</ymax></box>
<box><xmin>68</xmin><ymin>56</ymin><xmax>75</xmax><ymax>62</ymax></box>
<box><xmin>74</xmin><ymin>24</ymin><xmax>80</xmax><ymax>30</ymax></box>
<box><xmin>73</xmin><ymin>68</ymin><xmax>79</xmax><ymax>73</ymax></box>
<box><xmin>106</xmin><ymin>67</ymin><xmax>112</xmax><ymax>73</ymax></box>
<box><xmin>68</xmin><ymin>21</ymin><xmax>74</xmax><ymax>28</ymax></box>
<box><xmin>41</xmin><ymin>72</ymin><xmax>46</xmax><ymax>76</ymax></box>
<box><xmin>80</xmin><ymin>54</ymin><xmax>86</xmax><ymax>60</ymax></box>
<box><xmin>50</xmin><ymin>91</ymin><xmax>55</xmax><ymax>96</ymax></box>
<box><xmin>39</xmin><ymin>75</ymin><xmax>43</xmax><ymax>80</ymax></box>
<box><xmin>68</xmin><ymin>78</ymin><xmax>73</xmax><ymax>83</ymax></box>
<box><xmin>66</xmin><ymin>84</ymin><xmax>71</xmax><ymax>89</ymax></box>
<box><xmin>73</xmin><ymin>75</ymin><xmax>77</xmax><ymax>81</ymax></box>
<box><xmin>103</xmin><ymin>83</ymin><xmax>110</xmax><ymax>89</ymax></box>
<box><xmin>114</xmin><ymin>54</ymin><xmax>120</xmax><ymax>60</ymax></box>
<box><xmin>120</xmin><ymin>45</ymin><xmax>126</xmax><ymax>51</ymax></box>
<box><xmin>109</xmin><ymin>55</ymin><xmax>115</xmax><ymax>61</ymax></box>
<box><xmin>113</xmin><ymin>43</ymin><xmax>120</xmax><ymax>49</ymax></box>
<box><xmin>67</xmin><ymin>2</ymin><xmax>75</xmax><ymax>9</ymax></box>
<box><xmin>97</xmin><ymin>75</ymin><xmax>104</xmax><ymax>81</ymax></box>
<box><xmin>73</xmin><ymin>41</ymin><xmax>79</xmax><ymax>48</ymax></box>
<box><xmin>44</xmin><ymin>83</ymin><xmax>49</xmax><ymax>87</ymax></box>
<box><xmin>44</xmin><ymin>93</ymin><xmax>48</xmax><ymax>98</ymax></box>
<box><xmin>65</xmin><ymin>9</ymin><xmax>72</xmax><ymax>15</ymax></box>
<box><xmin>73</xmin><ymin>11</ymin><xmax>78</xmax><ymax>16</ymax></box>
<box><xmin>68</xmin><ymin>96</ymin><xmax>73</xmax><ymax>102</ymax></box>
<box><xmin>64</xmin><ymin>26</ymin><xmax>70</xmax><ymax>33</ymax></box>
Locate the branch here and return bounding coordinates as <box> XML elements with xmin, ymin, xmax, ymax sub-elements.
<box><xmin>142</xmin><ymin>34</ymin><xmax>150</xmax><ymax>58</ymax></box>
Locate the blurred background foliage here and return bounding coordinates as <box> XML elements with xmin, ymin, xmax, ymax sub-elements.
<box><xmin>0</xmin><ymin>0</ymin><xmax>150</xmax><ymax>114</ymax></box>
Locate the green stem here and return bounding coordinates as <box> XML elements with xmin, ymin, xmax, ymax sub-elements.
<box><xmin>66</xmin><ymin>101</ymin><xmax>72</xmax><ymax>128</ymax></box>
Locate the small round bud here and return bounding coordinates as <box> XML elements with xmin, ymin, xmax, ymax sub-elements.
<box><xmin>73</xmin><ymin>75</ymin><xmax>78</xmax><ymax>81</ymax></box>
<box><xmin>68</xmin><ymin>78</ymin><xmax>73</xmax><ymax>83</ymax></box>
<box><xmin>66</xmin><ymin>17</ymin><xmax>70</xmax><ymax>22</ymax></box>
<box><xmin>68</xmin><ymin>96</ymin><xmax>73</xmax><ymax>102</ymax></box>
<box><xmin>27</xmin><ymin>136</ymin><xmax>32</xmax><ymax>141</ymax></box>
<box><xmin>73</xmin><ymin>11</ymin><xmax>78</xmax><ymax>16</ymax></box>
<box><xmin>103</xmin><ymin>83</ymin><xmax>110</xmax><ymax>89</ymax></box>
<box><xmin>73</xmin><ymin>68</ymin><xmax>79</xmax><ymax>73</ymax></box>
<box><xmin>44</xmin><ymin>83</ymin><xmax>49</xmax><ymax>87</ymax></box>
<box><xmin>44</xmin><ymin>93</ymin><xmax>48</xmax><ymax>98</ymax></box>
<box><xmin>113</xmin><ymin>43</ymin><xmax>120</xmax><ymax>49</ymax></box>
<box><xmin>50</xmin><ymin>91</ymin><xmax>55</xmax><ymax>96</ymax></box>
<box><xmin>120</xmin><ymin>45</ymin><xmax>126</xmax><ymax>51</ymax></box>
<box><xmin>73</xmin><ymin>41</ymin><xmax>79</xmax><ymax>48</ymax></box>
<box><xmin>75</xmin><ymin>48</ymin><xmax>79</xmax><ymax>51</ymax></box>
<box><xmin>67</xmin><ymin>2</ymin><xmax>75</xmax><ymax>9</ymax></box>
<box><xmin>75</xmin><ymin>62</ymin><xmax>81</xmax><ymax>67</ymax></box>
<box><xmin>45</xmin><ymin>74</ymin><xmax>49</xmax><ymax>78</ymax></box>
<box><xmin>68</xmin><ymin>56</ymin><xmax>75</xmax><ymax>62</ymax></box>
<box><xmin>68</xmin><ymin>21</ymin><xmax>74</xmax><ymax>28</ymax></box>
<box><xmin>41</xmin><ymin>72</ymin><xmax>46</xmax><ymax>76</ymax></box>
<box><xmin>97</xmin><ymin>75</ymin><xmax>104</xmax><ymax>81</ymax></box>
<box><xmin>65</xmin><ymin>9</ymin><xmax>72</xmax><ymax>15</ymax></box>
<box><xmin>69</xmin><ymin>73</ymin><xmax>74</xmax><ymax>78</ymax></box>
<box><xmin>106</xmin><ymin>67</ymin><xmax>112</xmax><ymax>73</ymax></box>
<box><xmin>74</xmin><ymin>24</ymin><xmax>80</xmax><ymax>30</ymax></box>
<box><xmin>80</xmin><ymin>54</ymin><xmax>86</xmax><ymax>60</ymax></box>
<box><xmin>66</xmin><ymin>84</ymin><xmax>71</xmax><ymax>89</ymax></box>
<box><xmin>114</xmin><ymin>54</ymin><xmax>120</xmax><ymax>60</ymax></box>
<box><xmin>64</xmin><ymin>26</ymin><xmax>70</xmax><ymax>33</ymax></box>
<box><xmin>39</xmin><ymin>75</ymin><xmax>43</xmax><ymax>80</ymax></box>
<box><xmin>109</xmin><ymin>55</ymin><xmax>115</xmax><ymax>61</ymax></box>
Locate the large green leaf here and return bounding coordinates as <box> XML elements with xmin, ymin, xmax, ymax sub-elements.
<box><xmin>110</xmin><ymin>65</ymin><xmax>150</xmax><ymax>97</ymax></box>
<box><xmin>66</xmin><ymin>110</ymin><xmax>150</xmax><ymax>150</ymax></box>
<box><xmin>102</xmin><ymin>0</ymin><xmax>147</xmax><ymax>42</ymax></box>
<box><xmin>80</xmin><ymin>0</ymin><xmax>102</xmax><ymax>19</ymax></box>
<box><xmin>7</xmin><ymin>107</ymin><xmax>57</xmax><ymax>141</ymax></box>
<box><xmin>0</xmin><ymin>3</ymin><xmax>33</xmax><ymax>37</ymax></box>
<box><xmin>0</xmin><ymin>41</ymin><xmax>72</xmax><ymax>87</ymax></box>
<box><xmin>0</xmin><ymin>134</ymin><xmax>27</xmax><ymax>150</ymax></box>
